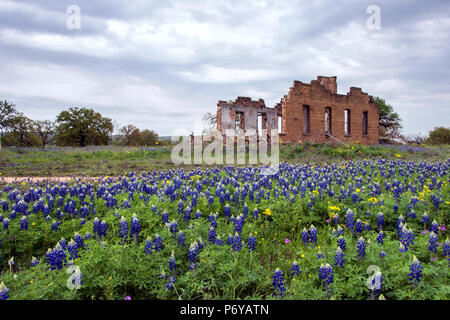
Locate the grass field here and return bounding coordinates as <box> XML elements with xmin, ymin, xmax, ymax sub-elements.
<box><xmin>1</xmin><ymin>143</ymin><xmax>448</xmax><ymax>177</ymax></box>
<box><xmin>0</xmin><ymin>143</ymin><xmax>448</xmax><ymax>300</ymax></box>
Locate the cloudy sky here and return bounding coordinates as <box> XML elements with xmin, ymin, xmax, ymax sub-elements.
<box><xmin>0</xmin><ymin>0</ymin><xmax>449</xmax><ymax>136</ymax></box>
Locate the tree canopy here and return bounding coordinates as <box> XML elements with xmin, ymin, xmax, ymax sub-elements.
<box><xmin>55</xmin><ymin>107</ymin><xmax>113</xmax><ymax>147</ymax></box>
<box><xmin>373</xmin><ymin>97</ymin><xmax>403</xmax><ymax>143</ymax></box>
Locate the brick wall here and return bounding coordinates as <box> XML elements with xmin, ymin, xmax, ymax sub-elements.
<box><xmin>217</xmin><ymin>76</ymin><xmax>379</xmax><ymax>145</ymax></box>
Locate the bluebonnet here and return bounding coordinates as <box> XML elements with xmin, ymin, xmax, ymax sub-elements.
<box><xmin>166</xmin><ymin>275</ymin><xmax>176</xmax><ymax>290</ymax></box>
<box><xmin>197</xmin><ymin>237</ymin><xmax>205</xmax><ymax>250</ymax></box>
<box><xmin>183</xmin><ymin>206</ymin><xmax>192</xmax><ymax>221</ymax></box>
<box><xmin>119</xmin><ymin>216</ymin><xmax>128</xmax><ymax>240</ymax></box>
<box><xmin>188</xmin><ymin>242</ymin><xmax>199</xmax><ymax>270</ymax></box>
<box><xmin>309</xmin><ymin>225</ymin><xmax>317</xmax><ymax>244</ymax></box>
<box><xmin>215</xmin><ymin>235</ymin><xmax>223</xmax><ymax>246</ymax></box>
<box><xmin>355</xmin><ymin>219</ymin><xmax>364</xmax><ymax>234</ymax></box>
<box><xmin>377</xmin><ymin>212</ymin><xmax>384</xmax><ymax>230</ymax></box>
<box><xmin>59</xmin><ymin>238</ymin><xmax>67</xmax><ymax>250</ymax></box>
<box><xmin>144</xmin><ymin>237</ymin><xmax>153</xmax><ymax>255</ymax></box>
<box><xmin>224</xmin><ymin>204</ymin><xmax>231</xmax><ymax>219</ymax></box>
<box><xmin>52</xmin><ymin>220</ymin><xmax>62</xmax><ymax>231</ymax></box>
<box><xmin>319</xmin><ymin>263</ymin><xmax>334</xmax><ymax>286</ymax></box>
<box><xmin>290</xmin><ymin>260</ymin><xmax>300</xmax><ymax>277</ymax></box>
<box><xmin>376</xmin><ymin>230</ymin><xmax>385</xmax><ymax>245</ymax></box>
<box><xmin>67</xmin><ymin>239</ymin><xmax>78</xmax><ymax>260</ymax></box>
<box><xmin>334</xmin><ymin>247</ymin><xmax>345</xmax><ymax>268</ymax></box>
<box><xmin>169</xmin><ymin>251</ymin><xmax>176</xmax><ymax>273</ymax></box>
<box><xmin>336</xmin><ymin>225</ymin><xmax>344</xmax><ymax>236</ymax></box>
<box><xmin>443</xmin><ymin>238</ymin><xmax>450</xmax><ymax>266</ymax></box>
<box><xmin>130</xmin><ymin>214</ymin><xmax>140</xmax><ymax>241</ymax></box>
<box><xmin>333</xmin><ymin>213</ymin><xmax>340</xmax><ymax>226</ymax></box>
<box><xmin>345</xmin><ymin>209</ymin><xmax>354</xmax><ymax>232</ymax></box>
<box><xmin>154</xmin><ymin>234</ymin><xmax>163</xmax><ymax>252</ymax></box>
<box><xmin>247</xmin><ymin>234</ymin><xmax>256</xmax><ymax>252</ymax></box>
<box><xmin>369</xmin><ymin>271</ymin><xmax>383</xmax><ymax>297</ymax></box>
<box><xmin>0</xmin><ymin>281</ymin><xmax>9</xmax><ymax>300</ymax></box>
<box><xmin>316</xmin><ymin>251</ymin><xmax>324</xmax><ymax>259</ymax></box>
<box><xmin>73</xmin><ymin>232</ymin><xmax>84</xmax><ymax>249</ymax></box>
<box><xmin>9</xmin><ymin>210</ymin><xmax>16</xmax><ymax>220</ymax></box>
<box><xmin>421</xmin><ymin>213</ymin><xmax>429</xmax><ymax>226</ymax></box>
<box><xmin>20</xmin><ymin>216</ymin><xmax>28</xmax><ymax>231</ymax></box>
<box><xmin>3</xmin><ymin>218</ymin><xmax>9</xmax><ymax>231</ymax></box>
<box><xmin>31</xmin><ymin>256</ymin><xmax>40</xmax><ymax>267</ymax></box>
<box><xmin>428</xmin><ymin>232</ymin><xmax>438</xmax><ymax>253</ymax></box>
<box><xmin>379</xmin><ymin>250</ymin><xmax>386</xmax><ymax>258</ymax></box>
<box><xmin>430</xmin><ymin>220</ymin><xmax>439</xmax><ymax>235</ymax></box>
<box><xmin>70</xmin><ymin>267</ymin><xmax>83</xmax><ymax>289</ymax></box>
<box><xmin>93</xmin><ymin>217</ymin><xmax>101</xmax><ymax>236</ymax></box>
<box><xmin>357</xmin><ymin>237</ymin><xmax>366</xmax><ymax>259</ymax></box>
<box><xmin>397</xmin><ymin>215</ymin><xmax>405</xmax><ymax>234</ymax></box>
<box><xmin>301</xmin><ymin>228</ymin><xmax>309</xmax><ymax>244</ymax></box>
<box><xmin>234</xmin><ymin>214</ymin><xmax>244</xmax><ymax>234</ymax></box>
<box><xmin>208</xmin><ymin>226</ymin><xmax>217</xmax><ymax>243</ymax></box>
<box><xmin>46</xmin><ymin>243</ymin><xmax>66</xmax><ymax>270</ymax></box>
<box><xmin>408</xmin><ymin>255</ymin><xmax>423</xmax><ymax>288</ymax></box>
<box><xmin>162</xmin><ymin>211</ymin><xmax>169</xmax><ymax>224</ymax></box>
<box><xmin>243</xmin><ymin>204</ymin><xmax>248</xmax><ymax>218</ymax></box>
<box><xmin>195</xmin><ymin>209</ymin><xmax>202</xmax><ymax>219</ymax></box>
<box><xmin>252</xmin><ymin>208</ymin><xmax>259</xmax><ymax>220</ymax></box>
<box><xmin>177</xmin><ymin>231</ymin><xmax>185</xmax><ymax>247</ymax></box>
<box><xmin>337</xmin><ymin>236</ymin><xmax>346</xmax><ymax>251</ymax></box>
<box><xmin>231</xmin><ymin>232</ymin><xmax>242</xmax><ymax>252</ymax></box>
<box><xmin>399</xmin><ymin>242</ymin><xmax>408</xmax><ymax>253</ymax></box>
<box><xmin>99</xmin><ymin>220</ymin><xmax>107</xmax><ymax>238</ymax></box>
<box><xmin>272</xmin><ymin>268</ymin><xmax>286</xmax><ymax>298</ymax></box>
<box><xmin>227</xmin><ymin>233</ymin><xmax>234</xmax><ymax>246</ymax></box>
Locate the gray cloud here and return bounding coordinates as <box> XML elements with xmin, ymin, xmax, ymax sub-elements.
<box><xmin>0</xmin><ymin>0</ymin><xmax>449</xmax><ymax>137</ymax></box>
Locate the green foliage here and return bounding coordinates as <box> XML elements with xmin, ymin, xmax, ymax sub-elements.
<box><xmin>425</xmin><ymin>127</ymin><xmax>450</xmax><ymax>145</ymax></box>
<box><xmin>55</xmin><ymin>107</ymin><xmax>113</xmax><ymax>147</ymax></box>
<box><xmin>0</xmin><ymin>158</ymin><xmax>448</xmax><ymax>300</ymax></box>
<box><xmin>373</xmin><ymin>97</ymin><xmax>403</xmax><ymax>143</ymax></box>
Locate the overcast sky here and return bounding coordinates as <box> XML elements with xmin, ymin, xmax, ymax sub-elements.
<box><xmin>0</xmin><ymin>0</ymin><xmax>449</xmax><ymax>136</ymax></box>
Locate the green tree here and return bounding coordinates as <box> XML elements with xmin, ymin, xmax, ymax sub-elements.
<box><xmin>425</xmin><ymin>127</ymin><xmax>450</xmax><ymax>145</ymax></box>
<box><xmin>3</xmin><ymin>114</ymin><xmax>42</xmax><ymax>147</ymax></box>
<box><xmin>0</xmin><ymin>100</ymin><xmax>20</xmax><ymax>147</ymax></box>
<box><xmin>140</xmin><ymin>129</ymin><xmax>158</xmax><ymax>146</ymax></box>
<box><xmin>373</xmin><ymin>97</ymin><xmax>403</xmax><ymax>143</ymax></box>
<box><xmin>55</xmin><ymin>107</ymin><xmax>113</xmax><ymax>147</ymax></box>
<box><xmin>119</xmin><ymin>124</ymin><xmax>142</xmax><ymax>146</ymax></box>
<box><xmin>34</xmin><ymin>120</ymin><xmax>55</xmax><ymax>146</ymax></box>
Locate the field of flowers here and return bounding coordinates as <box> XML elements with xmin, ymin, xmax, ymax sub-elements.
<box><xmin>0</xmin><ymin>158</ymin><xmax>449</xmax><ymax>300</ymax></box>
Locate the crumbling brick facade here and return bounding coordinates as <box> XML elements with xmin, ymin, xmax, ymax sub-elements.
<box><xmin>217</xmin><ymin>76</ymin><xmax>379</xmax><ymax>145</ymax></box>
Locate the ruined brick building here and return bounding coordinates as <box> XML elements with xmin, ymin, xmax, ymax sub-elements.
<box><xmin>217</xmin><ymin>76</ymin><xmax>379</xmax><ymax>145</ymax></box>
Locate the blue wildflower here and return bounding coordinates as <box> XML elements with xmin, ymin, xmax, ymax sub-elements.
<box><xmin>0</xmin><ymin>281</ymin><xmax>9</xmax><ymax>300</ymax></box>
<box><xmin>144</xmin><ymin>236</ymin><xmax>153</xmax><ymax>255</ymax></box>
<box><xmin>290</xmin><ymin>260</ymin><xmax>300</xmax><ymax>277</ymax></box>
<box><xmin>247</xmin><ymin>234</ymin><xmax>256</xmax><ymax>252</ymax></box>
<box><xmin>357</xmin><ymin>236</ymin><xmax>366</xmax><ymax>259</ymax></box>
<box><xmin>428</xmin><ymin>232</ymin><xmax>438</xmax><ymax>253</ymax></box>
<box><xmin>272</xmin><ymin>268</ymin><xmax>286</xmax><ymax>299</ymax></box>
<box><xmin>408</xmin><ymin>255</ymin><xmax>423</xmax><ymax>288</ymax></box>
<box><xmin>119</xmin><ymin>216</ymin><xmax>128</xmax><ymax>240</ymax></box>
<box><xmin>334</xmin><ymin>247</ymin><xmax>345</xmax><ymax>268</ymax></box>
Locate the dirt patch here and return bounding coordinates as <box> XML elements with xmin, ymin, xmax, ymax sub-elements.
<box><xmin>0</xmin><ymin>176</ymin><xmax>103</xmax><ymax>184</ymax></box>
